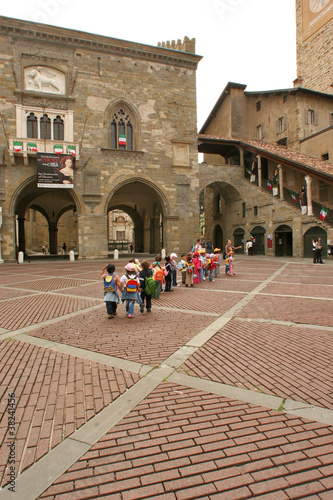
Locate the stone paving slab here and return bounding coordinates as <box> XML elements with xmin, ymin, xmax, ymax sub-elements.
<box><xmin>237</xmin><ymin>294</ymin><xmax>333</xmax><ymax>327</ymax></box>
<box><xmin>38</xmin><ymin>382</ymin><xmax>333</xmax><ymax>500</ymax></box>
<box><xmin>0</xmin><ymin>339</ymin><xmax>140</xmax><ymax>489</ymax></box>
<box><xmin>0</xmin><ymin>294</ymin><xmax>101</xmax><ymax>330</ymax></box>
<box><xmin>178</xmin><ymin>319</ymin><xmax>333</xmax><ymax>410</ymax></box>
<box><xmin>27</xmin><ymin>308</ymin><xmax>214</xmax><ymax>366</ymax></box>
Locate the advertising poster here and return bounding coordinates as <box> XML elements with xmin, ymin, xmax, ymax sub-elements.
<box><xmin>37</xmin><ymin>153</ymin><xmax>74</xmax><ymax>188</ymax></box>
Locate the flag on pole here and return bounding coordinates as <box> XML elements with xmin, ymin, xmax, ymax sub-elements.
<box><xmin>67</xmin><ymin>145</ymin><xmax>76</xmax><ymax>156</ymax></box>
<box><xmin>291</xmin><ymin>192</ymin><xmax>297</xmax><ymax>203</ymax></box>
<box><xmin>28</xmin><ymin>143</ymin><xmax>38</xmax><ymax>152</ymax></box>
<box><xmin>246</xmin><ymin>168</ymin><xmax>251</xmax><ymax>175</ymax></box>
<box><xmin>320</xmin><ymin>206</ymin><xmax>328</xmax><ymax>221</ymax></box>
<box><xmin>119</xmin><ymin>134</ymin><xmax>126</xmax><ymax>146</ymax></box>
<box><xmin>266</xmin><ymin>180</ymin><xmax>272</xmax><ymax>190</ymax></box>
<box><xmin>14</xmin><ymin>141</ymin><xmax>23</xmax><ymax>152</ymax></box>
<box><xmin>54</xmin><ymin>145</ymin><xmax>63</xmax><ymax>154</ymax></box>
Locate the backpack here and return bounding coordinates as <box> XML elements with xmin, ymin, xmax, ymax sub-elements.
<box><xmin>126</xmin><ymin>278</ymin><xmax>138</xmax><ymax>293</ymax></box>
<box><xmin>104</xmin><ymin>274</ymin><xmax>116</xmax><ymax>292</ymax></box>
<box><xmin>186</xmin><ymin>262</ymin><xmax>194</xmax><ymax>274</ymax></box>
<box><xmin>145</xmin><ymin>276</ymin><xmax>156</xmax><ymax>296</ymax></box>
<box><xmin>222</xmin><ymin>250</ymin><xmax>227</xmax><ymax>260</ymax></box>
<box><xmin>154</xmin><ymin>269</ymin><xmax>164</xmax><ymax>282</ymax></box>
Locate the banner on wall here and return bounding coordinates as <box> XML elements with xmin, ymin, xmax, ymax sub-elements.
<box><xmin>37</xmin><ymin>153</ymin><xmax>75</xmax><ymax>188</ymax></box>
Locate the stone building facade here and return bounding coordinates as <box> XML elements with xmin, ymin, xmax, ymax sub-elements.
<box><xmin>296</xmin><ymin>0</ymin><xmax>333</xmax><ymax>95</ymax></box>
<box><xmin>0</xmin><ymin>16</ymin><xmax>201</xmax><ymax>262</ymax></box>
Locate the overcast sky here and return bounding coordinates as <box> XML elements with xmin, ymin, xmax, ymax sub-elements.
<box><xmin>1</xmin><ymin>0</ymin><xmax>297</xmax><ymax>129</ymax></box>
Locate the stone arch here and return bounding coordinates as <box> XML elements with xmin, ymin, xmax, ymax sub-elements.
<box><xmin>274</xmin><ymin>224</ymin><xmax>293</xmax><ymax>257</ymax></box>
<box><xmin>105</xmin><ymin>177</ymin><xmax>169</xmax><ymax>253</ymax></box>
<box><xmin>251</xmin><ymin>226</ymin><xmax>266</xmax><ymax>255</ymax></box>
<box><xmin>303</xmin><ymin>226</ymin><xmax>327</xmax><ymax>259</ymax></box>
<box><xmin>8</xmin><ymin>176</ymin><xmax>80</xmax><ymax>256</ymax></box>
<box><xmin>104</xmin><ymin>98</ymin><xmax>141</xmax><ymax>150</ymax></box>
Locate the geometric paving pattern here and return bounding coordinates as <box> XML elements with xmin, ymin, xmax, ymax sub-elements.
<box><xmin>39</xmin><ymin>383</ymin><xmax>333</xmax><ymax>500</ymax></box>
<box><xmin>178</xmin><ymin>320</ymin><xmax>333</xmax><ymax>409</ymax></box>
<box><xmin>0</xmin><ymin>257</ymin><xmax>332</xmax><ymax>499</ymax></box>
<box><xmin>0</xmin><ymin>339</ymin><xmax>139</xmax><ymax>488</ymax></box>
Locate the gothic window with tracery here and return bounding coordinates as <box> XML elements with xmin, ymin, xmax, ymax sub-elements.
<box><xmin>53</xmin><ymin>115</ymin><xmax>64</xmax><ymax>141</ymax></box>
<box><xmin>27</xmin><ymin>113</ymin><xmax>38</xmax><ymax>138</ymax></box>
<box><xmin>111</xmin><ymin>109</ymin><xmax>133</xmax><ymax>150</ymax></box>
<box><xmin>40</xmin><ymin>114</ymin><xmax>51</xmax><ymax>140</ymax></box>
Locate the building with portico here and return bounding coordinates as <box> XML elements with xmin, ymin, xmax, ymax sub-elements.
<box><xmin>0</xmin><ymin>16</ymin><xmax>201</xmax><ymax>261</ymax></box>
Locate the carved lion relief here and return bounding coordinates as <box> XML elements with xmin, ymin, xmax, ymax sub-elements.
<box><xmin>24</xmin><ymin>66</ymin><xmax>66</xmax><ymax>94</ymax></box>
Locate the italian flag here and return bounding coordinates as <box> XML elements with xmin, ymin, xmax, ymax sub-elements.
<box><xmin>266</xmin><ymin>180</ymin><xmax>272</xmax><ymax>190</ymax></box>
<box><xmin>28</xmin><ymin>143</ymin><xmax>37</xmax><ymax>152</ymax></box>
<box><xmin>119</xmin><ymin>134</ymin><xmax>126</xmax><ymax>146</ymax></box>
<box><xmin>246</xmin><ymin>168</ymin><xmax>251</xmax><ymax>175</ymax></box>
<box><xmin>320</xmin><ymin>206</ymin><xmax>328</xmax><ymax>221</ymax></box>
<box><xmin>14</xmin><ymin>141</ymin><xmax>23</xmax><ymax>152</ymax></box>
<box><xmin>67</xmin><ymin>145</ymin><xmax>76</xmax><ymax>156</ymax></box>
<box><xmin>291</xmin><ymin>192</ymin><xmax>297</xmax><ymax>203</ymax></box>
<box><xmin>54</xmin><ymin>144</ymin><xmax>63</xmax><ymax>154</ymax></box>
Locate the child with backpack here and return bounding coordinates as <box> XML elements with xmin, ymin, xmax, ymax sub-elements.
<box><xmin>213</xmin><ymin>248</ymin><xmax>221</xmax><ymax>277</ymax></box>
<box><xmin>152</xmin><ymin>260</ymin><xmax>164</xmax><ymax>298</ymax></box>
<box><xmin>120</xmin><ymin>263</ymin><xmax>142</xmax><ymax>318</ymax></box>
<box><xmin>178</xmin><ymin>254</ymin><xmax>187</xmax><ymax>284</ymax></box>
<box><xmin>138</xmin><ymin>260</ymin><xmax>155</xmax><ymax>313</ymax></box>
<box><xmin>208</xmin><ymin>253</ymin><xmax>216</xmax><ymax>282</ymax></box>
<box><xmin>185</xmin><ymin>253</ymin><xmax>195</xmax><ymax>287</ymax></box>
<box><xmin>101</xmin><ymin>263</ymin><xmax>123</xmax><ymax>319</ymax></box>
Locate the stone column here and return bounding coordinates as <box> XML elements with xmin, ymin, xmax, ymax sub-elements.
<box><xmin>17</xmin><ymin>217</ymin><xmax>26</xmax><ymax>254</ymax></box>
<box><xmin>49</xmin><ymin>222</ymin><xmax>58</xmax><ymax>255</ymax></box>
<box><xmin>239</xmin><ymin>148</ymin><xmax>244</xmax><ymax>168</ymax></box>
<box><xmin>305</xmin><ymin>175</ymin><xmax>313</xmax><ymax>216</ymax></box>
<box><xmin>77</xmin><ymin>214</ymin><xmax>108</xmax><ymax>259</ymax></box>
<box><xmin>257</xmin><ymin>155</ymin><xmax>262</xmax><ymax>188</ymax></box>
<box><xmin>277</xmin><ymin>164</ymin><xmax>284</xmax><ymax>200</ymax></box>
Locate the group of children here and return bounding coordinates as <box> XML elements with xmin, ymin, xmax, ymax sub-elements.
<box><xmin>101</xmin><ymin>247</ymin><xmax>237</xmax><ymax>319</ymax></box>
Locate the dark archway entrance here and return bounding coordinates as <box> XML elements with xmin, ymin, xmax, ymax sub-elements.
<box><xmin>213</xmin><ymin>225</ymin><xmax>223</xmax><ymax>250</ymax></box>
<box><xmin>304</xmin><ymin>227</ymin><xmax>327</xmax><ymax>259</ymax></box>
<box><xmin>108</xmin><ymin>180</ymin><xmax>166</xmax><ymax>254</ymax></box>
<box><xmin>251</xmin><ymin>226</ymin><xmax>266</xmax><ymax>255</ymax></box>
<box><xmin>275</xmin><ymin>225</ymin><xmax>293</xmax><ymax>257</ymax></box>
<box><xmin>13</xmin><ymin>179</ymin><xmax>78</xmax><ymax>256</ymax></box>
<box><xmin>233</xmin><ymin>228</ymin><xmax>245</xmax><ymax>254</ymax></box>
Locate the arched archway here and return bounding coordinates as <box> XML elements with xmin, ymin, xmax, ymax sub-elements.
<box><xmin>251</xmin><ymin>226</ymin><xmax>266</xmax><ymax>255</ymax></box>
<box><xmin>275</xmin><ymin>224</ymin><xmax>293</xmax><ymax>257</ymax></box>
<box><xmin>106</xmin><ymin>179</ymin><xmax>168</xmax><ymax>254</ymax></box>
<box><xmin>11</xmin><ymin>177</ymin><xmax>79</xmax><ymax>256</ymax></box>
<box><xmin>304</xmin><ymin>226</ymin><xmax>327</xmax><ymax>259</ymax></box>
<box><xmin>203</xmin><ymin>180</ymin><xmax>242</xmax><ymax>249</ymax></box>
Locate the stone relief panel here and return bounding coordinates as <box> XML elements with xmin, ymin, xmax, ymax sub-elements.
<box><xmin>24</xmin><ymin>66</ymin><xmax>66</xmax><ymax>94</ymax></box>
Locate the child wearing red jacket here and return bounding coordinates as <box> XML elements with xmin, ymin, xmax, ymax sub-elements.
<box><xmin>208</xmin><ymin>253</ymin><xmax>216</xmax><ymax>282</ymax></box>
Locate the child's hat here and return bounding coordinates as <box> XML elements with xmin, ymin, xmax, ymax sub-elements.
<box><xmin>125</xmin><ymin>263</ymin><xmax>135</xmax><ymax>272</ymax></box>
<box><xmin>210</xmin><ymin>253</ymin><xmax>214</xmax><ymax>258</ymax></box>
<box><xmin>170</xmin><ymin>253</ymin><xmax>177</xmax><ymax>258</ymax></box>
<box><xmin>229</xmin><ymin>251</ymin><xmax>234</xmax><ymax>256</ymax></box>
<box><xmin>214</xmin><ymin>248</ymin><xmax>220</xmax><ymax>252</ymax></box>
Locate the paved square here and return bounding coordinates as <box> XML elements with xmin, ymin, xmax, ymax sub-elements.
<box><xmin>0</xmin><ymin>256</ymin><xmax>332</xmax><ymax>499</ymax></box>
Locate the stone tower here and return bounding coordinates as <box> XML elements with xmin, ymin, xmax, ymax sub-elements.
<box><xmin>296</xmin><ymin>0</ymin><xmax>333</xmax><ymax>94</ymax></box>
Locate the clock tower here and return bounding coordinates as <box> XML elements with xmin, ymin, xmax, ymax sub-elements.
<box><xmin>296</xmin><ymin>0</ymin><xmax>333</xmax><ymax>93</ymax></box>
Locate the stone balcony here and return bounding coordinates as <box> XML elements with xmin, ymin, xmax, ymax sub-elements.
<box><xmin>9</xmin><ymin>139</ymin><xmax>80</xmax><ymax>166</ymax></box>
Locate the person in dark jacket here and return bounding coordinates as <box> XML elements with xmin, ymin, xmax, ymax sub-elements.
<box><xmin>139</xmin><ymin>260</ymin><xmax>154</xmax><ymax>312</ymax></box>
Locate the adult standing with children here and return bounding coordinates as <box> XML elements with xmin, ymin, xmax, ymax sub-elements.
<box><xmin>225</xmin><ymin>239</ymin><xmax>242</xmax><ymax>258</ymax></box>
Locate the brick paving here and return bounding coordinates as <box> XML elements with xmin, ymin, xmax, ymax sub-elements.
<box><xmin>0</xmin><ymin>339</ymin><xmax>139</xmax><ymax>487</ymax></box>
<box><xmin>0</xmin><ymin>256</ymin><xmax>332</xmax><ymax>499</ymax></box>
<box><xmin>39</xmin><ymin>383</ymin><xmax>333</xmax><ymax>500</ymax></box>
